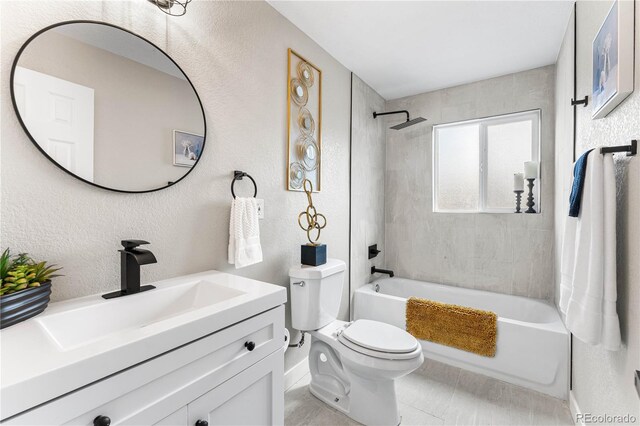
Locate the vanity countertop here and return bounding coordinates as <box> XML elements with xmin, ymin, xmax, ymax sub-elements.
<box><xmin>0</xmin><ymin>270</ymin><xmax>287</xmax><ymax>420</ymax></box>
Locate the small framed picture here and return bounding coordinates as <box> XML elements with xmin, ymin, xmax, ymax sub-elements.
<box><xmin>173</xmin><ymin>130</ymin><xmax>204</xmax><ymax>167</ymax></box>
<box><xmin>592</xmin><ymin>0</ymin><xmax>634</xmax><ymax>119</ymax></box>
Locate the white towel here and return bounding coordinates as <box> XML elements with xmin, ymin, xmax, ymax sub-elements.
<box><xmin>559</xmin><ymin>150</ymin><xmax>621</xmax><ymax>351</ymax></box>
<box><xmin>228</xmin><ymin>197</ymin><xmax>263</xmax><ymax>268</ymax></box>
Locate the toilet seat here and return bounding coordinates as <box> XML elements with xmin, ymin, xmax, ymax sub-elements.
<box><xmin>338</xmin><ymin>319</ymin><xmax>419</xmax><ymax>360</ymax></box>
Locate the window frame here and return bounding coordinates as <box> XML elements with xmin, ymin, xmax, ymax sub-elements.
<box><xmin>432</xmin><ymin>109</ymin><xmax>541</xmax><ymax>214</ymax></box>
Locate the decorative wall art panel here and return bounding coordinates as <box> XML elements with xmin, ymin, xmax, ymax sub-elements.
<box><xmin>287</xmin><ymin>49</ymin><xmax>322</xmax><ymax>192</ymax></box>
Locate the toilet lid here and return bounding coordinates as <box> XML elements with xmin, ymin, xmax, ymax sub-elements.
<box><xmin>339</xmin><ymin>319</ymin><xmax>418</xmax><ymax>354</ymax></box>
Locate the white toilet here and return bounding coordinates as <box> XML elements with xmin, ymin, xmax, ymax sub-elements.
<box><xmin>290</xmin><ymin>259</ymin><xmax>424</xmax><ymax>426</ymax></box>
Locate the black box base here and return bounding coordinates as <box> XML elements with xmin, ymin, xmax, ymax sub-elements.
<box><xmin>301</xmin><ymin>244</ymin><xmax>327</xmax><ymax>266</ymax></box>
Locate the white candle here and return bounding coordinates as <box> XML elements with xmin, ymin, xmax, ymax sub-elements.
<box><xmin>524</xmin><ymin>161</ymin><xmax>539</xmax><ymax>179</ymax></box>
<box><xmin>513</xmin><ymin>173</ymin><xmax>524</xmax><ymax>191</ymax></box>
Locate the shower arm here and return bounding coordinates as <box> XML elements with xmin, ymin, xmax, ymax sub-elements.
<box><xmin>373</xmin><ymin>110</ymin><xmax>411</xmax><ymax>122</ymax></box>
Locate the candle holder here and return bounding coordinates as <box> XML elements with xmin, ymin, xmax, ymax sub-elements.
<box><xmin>525</xmin><ymin>178</ymin><xmax>536</xmax><ymax>213</ymax></box>
<box><xmin>514</xmin><ymin>190</ymin><xmax>524</xmax><ymax>213</ymax></box>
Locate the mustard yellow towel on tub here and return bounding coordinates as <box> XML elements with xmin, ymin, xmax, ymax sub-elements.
<box><xmin>406</xmin><ymin>297</ymin><xmax>497</xmax><ymax>357</ymax></box>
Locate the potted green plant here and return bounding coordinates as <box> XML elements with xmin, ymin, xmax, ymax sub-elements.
<box><xmin>0</xmin><ymin>249</ymin><xmax>62</xmax><ymax>329</ymax></box>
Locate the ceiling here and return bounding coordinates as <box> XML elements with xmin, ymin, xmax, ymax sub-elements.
<box><xmin>54</xmin><ymin>24</ymin><xmax>186</xmax><ymax>80</ymax></box>
<box><xmin>268</xmin><ymin>1</ymin><xmax>574</xmax><ymax>100</ymax></box>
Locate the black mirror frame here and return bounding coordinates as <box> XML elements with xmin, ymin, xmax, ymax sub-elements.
<box><xmin>10</xmin><ymin>20</ymin><xmax>207</xmax><ymax>194</ymax></box>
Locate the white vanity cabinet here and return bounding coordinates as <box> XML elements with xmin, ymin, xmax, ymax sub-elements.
<box><xmin>4</xmin><ymin>306</ymin><xmax>285</xmax><ymax>426</ymax></box>
<box><xmin>187</xmin><ymin>350</ymin><xmax>283</xmax><ymax>425</ymax></box>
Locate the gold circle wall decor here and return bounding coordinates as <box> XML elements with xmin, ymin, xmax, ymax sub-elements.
<box><xmin>290</xmin><ymin>78</ymin><xmax>308</xmax><ymax>106</ymax></box>
<box><xmin>286</xmin><ymin>49</ymin><xmax>321</xmax><ymax>193</ymax></box>
<box><xmin>289</xmin><ymin>162</ymin><xmax>305</xmax><ymax>189</ymax></box>
<box><xmin>297</xmin><ymin>107</ymin><xmax>315</xmax><ymax>136</ymax></box>
<box><xmin>297</xmin><ymin>62</ymin><xmax>315</xmax><ymax>87</ymax></box>
<box><xmin>296</xmin><ymin>136</ymin><xmax>319</xmax><ymax>171</ymax></box>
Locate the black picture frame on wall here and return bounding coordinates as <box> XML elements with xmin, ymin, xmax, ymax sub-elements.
<box><xmin>9</xmin><ymin>20</ymin><xmax>207</xmax><ymax>194</ymax></box>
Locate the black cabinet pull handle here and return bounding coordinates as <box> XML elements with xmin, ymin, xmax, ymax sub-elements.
<box><xmin>94</xmin><ymin>416</ymin><xmax>111</xmax><ymax>426</ymax></box>
<box><xmin>196</xmin><ymin>420</ymin><xmax>209</xmax><ymax>426</ymax></box>
<box><xmin>245</xmin><ymin>341</ymin><xmax>256</xmax><ymax>351</ymax></box>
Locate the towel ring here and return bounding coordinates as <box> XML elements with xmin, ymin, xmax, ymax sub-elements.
<box><xmin>231</xmin><ymin>170</ymin><xmax>257</xmax><ymax>198</ymax></box>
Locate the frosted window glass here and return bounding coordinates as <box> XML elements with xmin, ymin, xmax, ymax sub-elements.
<box><xmin>433</xmin><ymin>110</ymin><xmax>539</xmax><ymax>213</ymax></box>
<box><xmin>435</xmin><ymin>124</ymin><xmax>479</xmax><ymax>210</ymax></box>
<box><xmin>486</xmin><ymin>120</ymin><xmax>532</xmax><ymax>209</ymax></box>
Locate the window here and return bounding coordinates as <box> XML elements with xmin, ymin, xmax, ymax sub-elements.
<box><xmin>433</xmin><ymin>110</ymin><xmax>540</xmax><ymax>213</ymax></box>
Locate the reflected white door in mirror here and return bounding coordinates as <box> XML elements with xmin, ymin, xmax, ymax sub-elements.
<box><xmin>14</xmin><ymin>67</ymin><xmax>95</xmax><ymax>182</ymax></box>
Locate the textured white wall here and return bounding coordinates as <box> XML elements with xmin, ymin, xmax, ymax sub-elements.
<box><xmin>384</xmin><ymin>66</ymin><xmax>556</xmax><ymax>300</ymax></box>
<box><xmin>349</xmin><ymin>75</ymin><xmax>386</xmax><ymax>310</ymax></box>
<box><xmin>0</xmin><ymin>0</ymin><xmax>351</xmax><ymax>372</ymax></box>
<box><xmin>555</xmin><ymin>0</ymin><xmax>640</xmax><ymax>419</ymax></box>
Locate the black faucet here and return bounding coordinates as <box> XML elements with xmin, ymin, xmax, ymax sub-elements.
<box><xmin>371</xmin><ymin>266</ymin><xmax>394</xmax><ymax>278</ymax></box>
<box><xmin>102</xmin><ymin>240</ymin><xmax>157</xmax><ymax>299</ymax></box>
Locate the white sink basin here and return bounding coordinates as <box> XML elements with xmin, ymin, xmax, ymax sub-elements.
<box><xmin>36</xmin><ymin>280</ymin><xmax>245</xmax><ymax>350</ymax></box>
<box><xmin>1</xmin><ymin>270</ymin><xmax>287</xmax><ymax>420</ymax></box>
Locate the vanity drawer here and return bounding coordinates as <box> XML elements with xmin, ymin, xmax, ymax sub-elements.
<box><xmin>5</xmin><ymin>305</ymin><xmax>284</xmax><ymax>425</ymax></box>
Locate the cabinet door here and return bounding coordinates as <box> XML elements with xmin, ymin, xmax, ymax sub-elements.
<box><xmin>188</xmin><ymin>349</ymin><xmax>284</xmax><ymax>426</ymax></box>
<box><xmin>154</xmin><ymin>407</ymin><xmax>187</xmax><ymax>426</ymax></box>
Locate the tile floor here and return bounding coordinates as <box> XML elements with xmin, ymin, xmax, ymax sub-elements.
<box><xmin>284</xmin><ymin>358</ymin><xmax>574</xmax><ymax>426</ymax></box>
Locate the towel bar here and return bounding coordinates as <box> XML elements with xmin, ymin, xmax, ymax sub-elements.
<box><xmin>600</xmin><ymin>140</ymin><xmax>637</xmax><ymax>157</ymax></box>
<box><xmin>231</xmin><ymin>170</ymin><xmax>257</xmax><ymax>198</ymax></box>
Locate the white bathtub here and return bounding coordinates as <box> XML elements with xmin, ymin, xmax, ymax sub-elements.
<box><xmin>354</xmin><ymin>277</ymin><xmax>570</xmax><ymax>399</ymax></box>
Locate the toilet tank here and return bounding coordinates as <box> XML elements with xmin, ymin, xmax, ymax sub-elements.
<box><xmin>289</xmin><ymin>258</ymin><xmax>346</xmax><ymax>331</ymax></box>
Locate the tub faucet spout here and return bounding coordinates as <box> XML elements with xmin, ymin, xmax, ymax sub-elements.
<box><xmin>371</xmin><ymin>266</ymin><xmax>394</xmax><ymax>278</ymax></box>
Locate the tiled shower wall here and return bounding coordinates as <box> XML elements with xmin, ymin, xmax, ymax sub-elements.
<box><xmin>383</xmin><ymin>66</ymin><xmax>556</xmax><ymax>300</ymax></box>
<box><xmin>350</xmin><ymin>75</ymin><xmax>386</xmax><ymax>306</ymax></box>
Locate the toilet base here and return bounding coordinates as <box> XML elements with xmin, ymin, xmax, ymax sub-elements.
<box><xmin>305</xmin><ymin>323</ymin><xmax>423</xmax><ymax>426</ymax></box>
<box><xmin>310</xmin><ymin>372</ymin><xmax>401</xmax><ymax>426</ymax></box>
<box><xmin>307</xmin><ymin>336</ymin><xmax>404</xmax><ymax>426</ymax></box>
<box><xmin>308</xmin><ymin>380</ymin><xmax>351</xmax><ymax>418</ymax></box>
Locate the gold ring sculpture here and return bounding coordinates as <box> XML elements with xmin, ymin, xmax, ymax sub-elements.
<box><xmin>297</xmin><ymin>179</ymin><xmax>326</xmax><ymax>246</ymax></box>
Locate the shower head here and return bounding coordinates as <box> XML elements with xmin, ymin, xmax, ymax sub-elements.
<box><xmin>390</xmin><ymin>117</ymin><xmax>427</xmax><ymax>130</ymax></box>
<box><xmin>372</xmin><ymin>110</ymin><xmax>427</xmax><ymax>130</ymax></box>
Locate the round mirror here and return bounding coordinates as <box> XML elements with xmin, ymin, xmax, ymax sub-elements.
<box><xmin>11</xmin><ymin>21</ymin><xmax>206</xmax><ymax>193</ymax></box>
